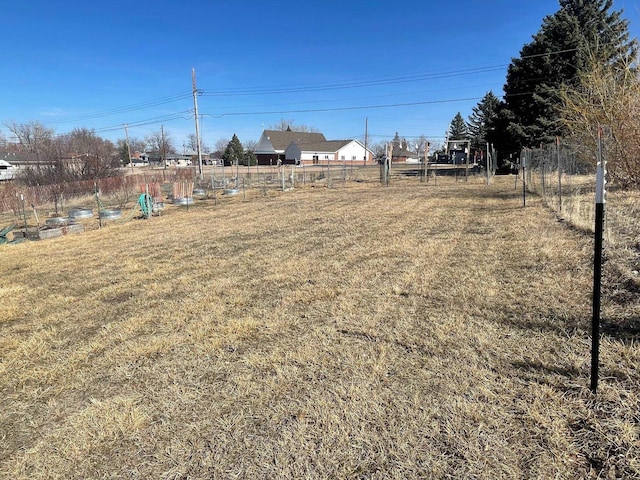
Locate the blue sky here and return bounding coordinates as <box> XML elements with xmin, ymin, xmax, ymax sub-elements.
<box><xmin>1</xmin><ymin>0</ymin><xmax>638</xmax><ymax>151</ymax></box>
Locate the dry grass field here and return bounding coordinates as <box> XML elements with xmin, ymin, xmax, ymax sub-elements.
<box><xmin>1</xmin><ymin>175</ymin><xmax>638</xmax><ymax>479</ymax></box>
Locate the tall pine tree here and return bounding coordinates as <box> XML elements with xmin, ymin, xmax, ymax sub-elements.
<box><xmin>222</xmin><ymin>134</ymin><xmax>244</xmax><ymax>167</ymax></box>
<box><xmin>447</xmin><ymin>112</ymin><xmax>468</xmax><ymax>140</ymax></box>
<box><xmin>467</xmin><ymin>91</ymin><xmax>500</xmax><ymax>150</ymax></box>
<box><xmin>502</xmin><ymin>0</ymin><xmax>636</xmax><ymax>150</ymax></box>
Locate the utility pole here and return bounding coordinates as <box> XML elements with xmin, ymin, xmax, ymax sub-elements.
<box><xmin>124</xmin><ymin>123</ymin><xmax>133</xmax><ymax>173</ymax></box>
<box><xmin>364</xmin><ymin>117</ymin><xmax>368</xmax><ymax>166</ymax></box>
<box><xmin>161</xmin><ymin>125</ymin><xmax>166</xmax><ymax>169</ymax></box>
<box><xmin>192</xmin><ymin>68</ymin><xmax>204</xmax><ymax>180</ymax></box>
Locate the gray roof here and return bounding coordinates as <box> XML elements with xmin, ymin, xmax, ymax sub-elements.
<box><xmin>262</xmin><ymin>130</ymin><xmax>326</xmax><ymax>150</ymax></box>
<box><xmin>292</xmin><ymin>140</ymin><xmax>351</xmax><ymax>152</ymax></box>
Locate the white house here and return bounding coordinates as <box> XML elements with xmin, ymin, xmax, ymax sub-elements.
<box><xmin>254</xmin><ymin>129</ymin><xmax>327</xmax><ymax>165</ymax></box>
<box><xmin>284</xmin><ymin>139</ymin><xmax>373</xmax><ymax>165</ymax></box>
<box><xmin>0</xmin><ymin>160</ymin><xmax>16</xmax><ymax>181</ymax></box>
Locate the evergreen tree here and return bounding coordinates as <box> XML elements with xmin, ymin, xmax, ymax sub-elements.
<box><xmin>467</xmin><ymin>91</ymin><xmax>501</xmax><ymax>150</ymax></box>
<box><xmin>222</xmin><ymin>134</ymin><xmax>243</xmax><ymax>167</ymax></box>
<box><xmin>447</xmin><ymin>112</ymin><xmax>468</xmax><ymax>140</ymax></box>
<box><xmin>242</xmin><ymin>150</ymin><xmax>257</xmax><ymax>166</ymax></box>
<box><xmin>502</xmin><ymin>0</ymin><xmax>636</xmax><ymax>150</ymax></box>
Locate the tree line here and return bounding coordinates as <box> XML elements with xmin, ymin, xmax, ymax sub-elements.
<box><xmin>0</xmin><ymin>118</ymin><xmax>312</xmax><ymax>187</ymax></box>
<box><xmin>445</xmin><ymin>0</ymin><xmax>639</xmax><ymax>185</ymax></box>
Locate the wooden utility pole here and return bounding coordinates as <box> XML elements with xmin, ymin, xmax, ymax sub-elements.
<box><xmin>161</xmin><ymin>125</ymin><xmax>166</xmax><ymax>169</ymax></box>
<box><xmin>124</xmin><ymin>123</ymin><xmax>133</xmax><ymax>173</ymax></box>
<box><xmin>192</xmin><ymin>68</ymin><xmax>204</xmax><ymax>180</ymax></box>
<box><xmin>364</xmin><ymin>117</ymin><xmax>368</xmax><ymax>165</ymax></box>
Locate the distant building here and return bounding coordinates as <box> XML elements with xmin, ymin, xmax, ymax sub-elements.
<box><xmin>388</xmin><ymin>132</ymin><xmax>423</xmax><ymax>164</ymax></box>
<box><xmin>284</xmin><ymin>139</ymin><xmax>372</xmax><ymax>166</ymax></box>
<box><xmin>0</xmin><ymin>159</ymin><xmax>16</xmax><ymax>181</ymax></box>
<box><xmin>255</xmin><ymin>128</ymin><xmax>327</xmax><ymax>165</ymax></box>
<box><xmin>255</xmin><ymin>127</ymin><xmax>373</xmax><ymax>165</ymax></box>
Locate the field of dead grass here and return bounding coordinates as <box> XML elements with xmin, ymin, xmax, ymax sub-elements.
<box><xmin>1</xmin><ymin>175</ymin><xmax>638</xmax><ymax>479</ymax></box>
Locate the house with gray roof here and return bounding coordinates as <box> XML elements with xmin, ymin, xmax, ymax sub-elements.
<box><xmin>255</xmin><ymin>128</ymin><xmax>372</xmax><ymax>165</ymax></box>
<box><xmin>254</xmin><ymin>128</ymin><xmax>327</xmax><ymax>165</ymax></box>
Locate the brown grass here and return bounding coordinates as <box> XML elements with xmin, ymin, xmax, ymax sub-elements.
<box><xmin>1</xmin><ymin>175</ymin><xmax>638</xmax><ymax>479</ymax></box>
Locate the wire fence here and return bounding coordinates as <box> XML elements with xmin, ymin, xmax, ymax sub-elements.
<box><xmin>0</xmin><ymin>160</ymin><xmax>498</xmax><ymax>217</ymax></box>
<box><xmin>520</xmin><ymin>141</ymin><xmax>640</xmax><ymax>305</ymax></box>
<box><xmin>0</xmin><ymin>169</ymin><xmax>196</xmax><ymax>215</ymax></box>
<box><xmin>201</xmin><ymin>161</ymin><xmax>495</xmax><ymax>194</ymax></box>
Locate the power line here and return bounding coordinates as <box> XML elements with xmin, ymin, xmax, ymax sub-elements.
<box><xmin>203</xmin><ymin>97</ymin><xmax>483</xmax><ymax>118</ymax></box>
<box><xmin>3</xmin><ymin>111</ymin><xmax>194</xmax><ymax>142</ymax></box>
<box><xmin>1</xmin><ymin>44</ymin><xmax>592</xmax><ymax>142</ymax></box>
<box><xmin>202</xmin><ymin>66</ymin><xmax>507</xmax><ymax>97</ymax></box>
<box><xmin>43</xmin><ymin>92</ymin><xmax>193</xmax><ymax>125</ymax></box>
<box><xmin>90</xmin><ymin>110</ymin><xmax>193</xmax><ymax>134</ymax></box>
<box><xmin>13</xmin><ymin>47</ymin><xmax>585</xmax><ymax>131</ymax></box>
<box><xmin>200</xmin><ymin>47</ymin><xmax>583</xmax><ymax>98</ymax></box>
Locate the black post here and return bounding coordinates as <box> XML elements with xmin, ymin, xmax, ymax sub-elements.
<box><xmin>591</xmin><ymin>201</ymin><xmax>604</xmax><ymax>393</ymax></box>
<box><xmin>591</xmin><ymin>131</ymin><xmax>606</xmax><ymax>393</ymax></box>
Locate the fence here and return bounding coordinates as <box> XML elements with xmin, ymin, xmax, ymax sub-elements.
<box><xmin>0</xmin><ymin>168</ymin><xmax>199</xmax><ymax>215</ymax></box>
<box><xmin>0</xmin><ymin>161</ymin><xmax>499</xmax><ymax>237</ymax></box>
<box><xmin>205</xmin><ymin>163</ymin><xmax>379</xmax><ymax>193</ymax></box>
<box><xmin>520</xmin><ymin>141</ymin><xmax>640</xmax><ymax>297</ymax></box>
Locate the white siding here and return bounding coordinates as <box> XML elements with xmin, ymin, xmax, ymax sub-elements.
<box><xmin>336</xmin><ymin>141</ymin><xmax>369</xmax><ymax>162</ymax></box>
<box><xmin>300</xmin><ymin>150</ymin><xmax>335</xmax><ymax>161</ymax></box>
<box><xmin>0</xmin><ymin>161</ymin><xmax>16</xmax><ymax>181</ymax></box>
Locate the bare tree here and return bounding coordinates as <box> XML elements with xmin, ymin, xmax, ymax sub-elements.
<box><xmin>369</xmin><ymin>141</ymin><xmax>387</xmax><ymax>163</ymax></box>
<box><xmin>185</xmin><ymin>133</ymin><xmax>208</xmax><ymax>154</ymax></box>
<box><xmin>116</xmin><ymin>137</ymin><xmax>146</xmax><ymax>165</ymax></box>
<box><xmin>413</xmin><ymin>135</ymin><xmax>428</xmax><ymax>158</ymax></box>
<box><xmin>145</xmin><ymin>129</ymin><xmax>176</xmax><ymax>165</ymax></box>
<box><xmin>214</xmin><ymin>137</ymin><xmax>230</xmax><ymax>157</ymax></box>
<box><xmin>560</xmin><ymin>53</ymin><xmax>640</xmax><ymax>187</ymax></box>
<box><xmin>243</xmin><ymin>139</ymin><xmax>257</xmax><ymax>151</ymax></box>
<box><xmin>16</xmin><ymin>127</ymin><xmax>120</xmax><ymax>185</ymax></box>
<box><xmin>59</xmin><ymin>128</ymin><xmax>118</xmax><ymax>178</ymax></box>
<box><xmin>5</xmin><ymin>121</ymin><xmax>54</xmax><ymax>158</ymax></box>
<box><xmin>128</xmin><ymin>137</ymin><xmax>146</xmax><ymax>154</ymax></box>
<box><xmin>268</xmin><ymin>118</ymin><xmax>319</xmax><ymax>133</ymax></box>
